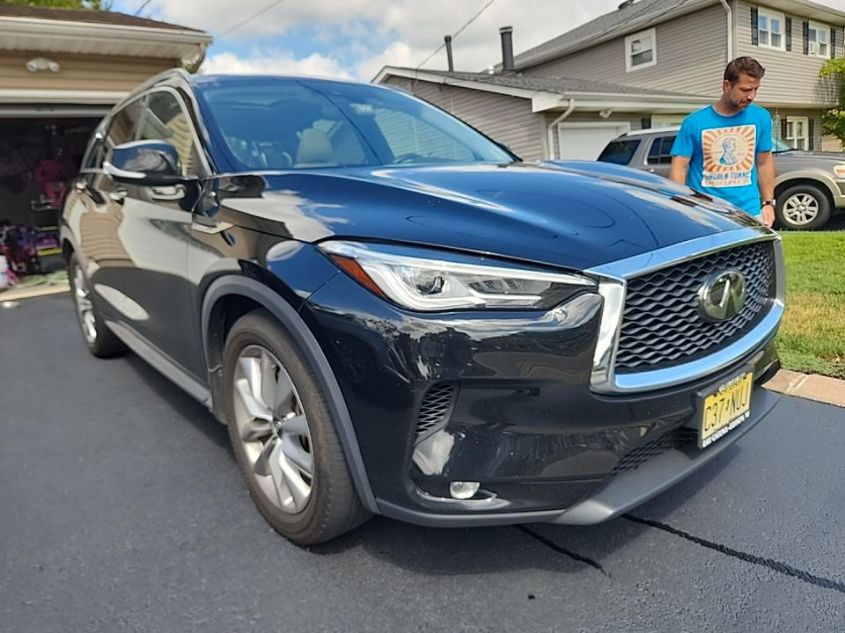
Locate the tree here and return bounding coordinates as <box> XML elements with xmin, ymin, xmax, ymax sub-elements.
<box><xmin>3</xmin><ymin>0</ymin><xmax>112</xmax><ymax>9</ymax></box>
<box><xmin>819</xmin><ymin>59</ymin><xmax>845</xmax><ymax>149</ymax></box>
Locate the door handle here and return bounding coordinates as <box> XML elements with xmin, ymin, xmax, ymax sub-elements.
<box><xmin>109</xmin><ymin>189</ymin><xmax>128</xmax><ymax>203</ymax></box>
<box><xmin>74</xmin><ymin>181</ymin><xmax>87</xmax><ymax>194</ymax></box>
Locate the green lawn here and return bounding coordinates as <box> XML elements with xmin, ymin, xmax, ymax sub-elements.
<box><xmin>777</xmin><ymin>230</ymin><xmax>845</xmax><ymax>379</ymax></box>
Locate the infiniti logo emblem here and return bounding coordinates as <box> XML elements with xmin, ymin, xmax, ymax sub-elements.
<box><xmin>698</xmin><ymin>270</ymin><xmax>747</xmax><ymax>322</ymax></box>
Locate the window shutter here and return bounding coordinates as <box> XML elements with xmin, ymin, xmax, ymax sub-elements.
<box><xmin>831</xmin><ymin>27</ymin><xmax>837</xmax><ymax>58</ymax></box>
<box><xmin>786</xmin><ymin>17</ymin><xmax>792</xmax><ymax>51</ymax></box>
<box><xmin>751</xmin><ymin>7</ymin><xmax>759</xmax><ymax>46</ymax></box>
<box><xmin>809</xmin><ymin>119</ymin><xmax>815</xmax><ymax>150</ymax></box>
<box><xmin>804</xmin><ymin>21</ymin><xmax>810</xmax><ymax>55</ymax></box>
<box><xmin>641</xmin><ymin>116</ymin><xmax>651</xmax><ymax>130</ymax></box>
<box><xmin>781</xmin><ymin>117</ymin><xmax>788</xmax><ymax>140</ymax></box>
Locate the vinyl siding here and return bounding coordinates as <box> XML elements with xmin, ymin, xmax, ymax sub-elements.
<box><xmin>0</xmin><ymin>51</ymin><xmax>177</xmax><ymax>93</ymax></box>
<box><xmin>521</xmin><ymin>4</ymin><xmax>727</xmax><ymax>98</ymax></box>
<box><xmin>735</xmin><ymin>1</ymin><xmax>841</xmax><ymax>107</ymax></box>
<box><xmin>382</xmin><ymin>77</ymin><xmax>546</xmax><ymax>161</ymax></box>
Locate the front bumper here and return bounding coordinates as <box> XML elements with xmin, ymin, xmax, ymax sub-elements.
<box><xmin>302</xmin><ymin>263</ymin><xmax>782</xmax><ymax>527</ymax></box>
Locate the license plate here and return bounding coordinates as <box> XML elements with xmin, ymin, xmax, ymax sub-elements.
<box><xmin>699</xmin><ymin>371</ymin><xmax>753</xmax><ymax>448</ymax></box>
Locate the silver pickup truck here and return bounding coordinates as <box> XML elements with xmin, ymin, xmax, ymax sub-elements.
<box><xmin>599</xmin><ymin>127</ymin><xmax>845</xmax><ymax>230</ymax></box>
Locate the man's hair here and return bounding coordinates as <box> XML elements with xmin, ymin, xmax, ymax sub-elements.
<box><xmin>724</xmin><ymin>57</ymin><xmax>766</xmax><ymax>84</ymax></box>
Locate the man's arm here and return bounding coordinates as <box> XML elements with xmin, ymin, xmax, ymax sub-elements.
<box><xmin>757</xmin><ymin>151</ymin><xmax>775</xmax><ymax>228</ymax></box>
<box><xmin>669</xmin><ymin>155</ymin><xmax>690</xmax><ymax>186</ymax></box>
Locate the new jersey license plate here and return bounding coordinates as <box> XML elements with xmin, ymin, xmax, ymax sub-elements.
<box><xmin>699</xmin><ymin>371</ymin><xmax>753</xmax><ymax>449</ymax></box>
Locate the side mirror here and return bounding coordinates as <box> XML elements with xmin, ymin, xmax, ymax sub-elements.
<box><xmin>104</xmin><ymin>140</ymin><xmax>191</xmax><ymax>186</ymax></box>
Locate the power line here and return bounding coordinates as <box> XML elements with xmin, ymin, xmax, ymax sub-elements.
<box><xmin>133</xmin><ymin>0</ymin><xmax>153</xmax><ymax>15</ymax></box>
<box><xmin>415</xmin><ymin>0</ymin><xmax>496</xmax><ymax>70</ymax></box>
<box><xmin>216</xmin><ymin>0</ymin><xmax>286</xmax><ymax>39</ymax></box>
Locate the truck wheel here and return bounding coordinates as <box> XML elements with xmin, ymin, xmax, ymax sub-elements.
<box><xmin>776</xmin><ymin>184</ymin><xmax>831</xmax><ymax>230</ymax></box>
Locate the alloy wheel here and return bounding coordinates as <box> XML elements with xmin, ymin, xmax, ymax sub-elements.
<box><xmin>73</xmin><ymin>266</ymin><xmax>97</xmax><ymax>344</ymax></box>
<box><xmin>783</xmin><ymin>193</ymin><xmax>820</xmax><ymax>226</ymax></box>
<box><xmin>232</xmin><ymin>345</ymin><xmax>314</xmax><ymax>514</ymax></box>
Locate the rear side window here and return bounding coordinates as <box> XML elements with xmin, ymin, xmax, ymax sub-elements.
<box><xmin>647</xmin><ymin>135</ymin><xmax>677</xmax><ymax>165</ymax></box>
<box><xmin>597</xmin><ymin>139</ymin><xmax>640</xmax><ymax>165</ymax></box>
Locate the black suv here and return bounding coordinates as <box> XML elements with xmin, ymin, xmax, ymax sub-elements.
<box><xmin>62</xmin><ymin>70</ymin><xmax>784</xmax><ymax>544</ymax></box>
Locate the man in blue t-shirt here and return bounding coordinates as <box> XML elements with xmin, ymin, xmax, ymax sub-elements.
<box><xmin>670</xmin><ymin>56</ymin><xmax>775</xmax><ymax>227</ymax></box>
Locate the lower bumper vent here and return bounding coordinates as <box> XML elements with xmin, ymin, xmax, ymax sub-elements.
<box><xmin>416</xmin><ymin>383</ymin><xmax>457</xmax><ymax>439</ymax></box>
<box><xmin>611</xmin><ymin>428</ymin><xmax>698</xmax><ymax>475</ymax></box>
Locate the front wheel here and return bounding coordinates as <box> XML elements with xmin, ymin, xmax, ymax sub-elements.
<box><xmin>222</xmin><ymin>310</ymin><xmax>369</xmax><ymax>545</ymax></box>
<box><xmin>776</xmin><ymin>184</ymin><xmax>831</xmax><ymax>230</ymax></box>
<box><xmin>68</xmin><ymin>254</ymin><xmax>127</xmax><ymax>358</ymax></box>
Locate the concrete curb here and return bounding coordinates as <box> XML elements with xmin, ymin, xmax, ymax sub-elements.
<box><xmin>2</xmin><ymin>284</ymin><xmax>843</xmax><ymax>409</ymax></box>
<box><xmin>764</xmin><ymin>369</ymin><xmax>845</xmax><ymax>409</ymax></box>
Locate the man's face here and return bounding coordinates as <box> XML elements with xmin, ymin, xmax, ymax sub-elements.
<box><xmin>722</xmin><ymin>73</ymin><xmax>761</xmax><ymax>110</ymax></box>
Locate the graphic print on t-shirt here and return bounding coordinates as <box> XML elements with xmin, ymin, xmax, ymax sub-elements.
<box><xmin>701</xmin><ymin>124</ymin><xmax>756</xmax><ymax>188</ymax></box>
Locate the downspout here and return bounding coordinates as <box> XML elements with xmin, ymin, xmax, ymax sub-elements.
<box><xmin>719</xmin><ymin>0</ymin><xmax>733</xmax><ymax>62</ymax></box>
<box><xmin>546</xmin><ymin>98</ymin><xmax>575</xmax><ymax>160</ymax></box>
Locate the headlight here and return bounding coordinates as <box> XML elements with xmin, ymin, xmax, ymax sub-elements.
<box><xmin>834</xmin><ymin>164</ymin><xmax>845</xmax><ymax>178</ymax></box>
<box><xmin>320</xmin><ymin>241</ymin><xmax>595</xmax><ymax>311</ymax></box>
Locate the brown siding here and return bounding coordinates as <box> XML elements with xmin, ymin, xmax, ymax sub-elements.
<box><xmin>521</xmin><ymin>5</ymin><xmax>727</xmax><ymax>98</ymax></box>
<box><xmin>383</xmin><ymin>77</ymin><xmax>546</xmax><ymax>161</ymax></box>
<box><xmin>0</xmin><ymin>51</ymin><xmax>177</xmax><ymax>92</ymax></box>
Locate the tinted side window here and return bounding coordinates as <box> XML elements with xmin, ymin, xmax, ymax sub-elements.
<box><xmin>82</xmin><ymin>135</ymin><xmax>105</xmax><ymax>170</ymax></box>
<box><xmin>104</xmin><ymin>98</ymin><xmax>143</xmax><ymax>162</ymax></box>
<box><xmin>647</xmin><ymin>135</ymin><xmax>676</xmax><ymax>165</ymax></box>
<box><xmin>597</xmin><ymin>139</ymin><xmax>640</xmax><ymax>165</ymax></box>
<box><xmin>138</xmin><ymin>91</ymin><xmax>202</xmax><ymax>177</ymax></box>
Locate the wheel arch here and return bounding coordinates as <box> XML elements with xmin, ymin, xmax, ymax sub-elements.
<box><xmin>201</xmin><ymin>274</ymin><xmax>378</xmax><ymax>513</ymax></box>
<box><xmin>775</xmin><ymin>177</ymin><xmax>836</xmax><ymax>208</ymax></box>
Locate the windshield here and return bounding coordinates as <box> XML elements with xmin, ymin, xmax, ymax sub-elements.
<box><xmin>196</xmin><ymin>78</ymin><xmax>514</xmax><ymax>171</ymax></box>
<box><xmin>772</xmin><ymin>137</ymin><xmax>794</xmax><ymax>153</ymax></box>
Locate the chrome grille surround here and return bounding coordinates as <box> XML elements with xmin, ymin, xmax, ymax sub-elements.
<box><xmin>588</xmin><ymin>227</ymin><xmax>785</xmax><ymax>394</ymax></box>
<box><xmin>615</xmin><ymin>241</ymin><xmax>774</xmax><ymax>373</ymax></box>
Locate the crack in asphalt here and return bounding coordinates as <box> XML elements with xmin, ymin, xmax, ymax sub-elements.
<box><xmin>516</xmin><ymin>526</ymin><xmax>610</xmax><ymax>577</ymax></box>
<box><xmin>624</xmin><ymin>514</ymin><xmax>845</xmax><ymax>595</ymax></box>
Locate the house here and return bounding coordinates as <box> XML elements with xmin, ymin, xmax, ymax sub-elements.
<box><xmin>0</xmin><ymin>5</ymin><xmax>211</xmax><ymax>230</ymax></box>
<box><xmin>376</xmin><ymin>0</ymin><xmax>845</xmax><ymax>161</ymax></box>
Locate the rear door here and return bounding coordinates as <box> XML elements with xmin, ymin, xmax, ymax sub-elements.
<box><xmin>645</xmin><ymin>134</ymin><xmax>677</xmax><ymax>178</ymax></box>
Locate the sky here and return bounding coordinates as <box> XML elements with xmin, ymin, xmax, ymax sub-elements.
<box><xmin>111</xmin><ymin>0</ymin><xmax>845</xmax><ymax>81</ymax></box>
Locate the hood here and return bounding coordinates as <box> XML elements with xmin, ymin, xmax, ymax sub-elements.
<box><xmin>218</xmin><ymin>161</ymin><xmax>760</xmax><ymax>271</ymax></box>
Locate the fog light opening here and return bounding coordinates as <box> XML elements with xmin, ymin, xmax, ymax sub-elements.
<box><xmin>449</xmin><ymin>481</ymin><xmax>480</xmax><ymax>500</ymax></box>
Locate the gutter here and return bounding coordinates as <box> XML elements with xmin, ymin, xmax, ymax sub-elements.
<box><xmin>0</xmin><ymin>16</ymin><xmax>212</xmax><ymax>61</ymax></box>
<box><xmin>546</xmin><ymin>99</ymin><xmax>575</xmax><ymax>160</ymax></box>
<box><xmin>719</xmin><ymin>0</ymin><xmax>733</xmax><ymax>62</ymax></box>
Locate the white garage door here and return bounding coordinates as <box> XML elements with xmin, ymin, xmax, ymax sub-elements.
<box><xmin>557</xmin><ymin>122</ymin><xmax>631</xmax><ymax>160</ymax></box>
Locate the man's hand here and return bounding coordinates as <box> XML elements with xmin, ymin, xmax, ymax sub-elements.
<box><xmin>761</xmin><ymin>203</ymin><xmax>775</xmax><ymax>228</ymax></box>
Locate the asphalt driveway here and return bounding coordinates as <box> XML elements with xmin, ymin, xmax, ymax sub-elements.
<box><xmin>1</xmin><ymin>295</ymin><xmax>843</xmax><ymax>633</ymax></box>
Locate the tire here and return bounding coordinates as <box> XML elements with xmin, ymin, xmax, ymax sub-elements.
<box><xmin>222</xmin><ymin>309</ymin><xmax>370</xmax><ymax>545</ymax></box>
<box><xmin>68</xmin><ymin>253</ymin><xmax>127</xmax><ymax>358</ymax></box>
<box><xmin>776</xmin><ymin>184</ymin><xmax>831</xmax><ymax>230</ymax></box>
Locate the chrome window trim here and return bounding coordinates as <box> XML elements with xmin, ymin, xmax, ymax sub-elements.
<box><xmin>586</xmin><ymin>226</ymin><xmax>784</xmax><ymax>394</ymax></box>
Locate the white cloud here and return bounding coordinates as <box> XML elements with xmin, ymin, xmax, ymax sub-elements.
<box><xmin>202</xmin><ymin>50</ymin><xmax>352</xmax><ymax>79</ymax></box>
<box><xmin>142</xmin><ymin>0</ymin><xmax>845</xmax><ymax>82</ymax></box>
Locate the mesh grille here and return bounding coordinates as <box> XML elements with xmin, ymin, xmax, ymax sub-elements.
<box><xmin>416</xmin><ymin>383</ymin><xmax>456</xmax><ymax>438</ymax></box>
<box><xmin>615</xmin><ymin>241</ymin><xmax>775</xmax><ymax>373</ymax></box>
<box><xmin>611</xmin><ymin>428</ymin><xmax>698</xmax><ymax>475</ymax></box>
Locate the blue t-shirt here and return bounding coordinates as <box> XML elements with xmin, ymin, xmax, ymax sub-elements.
<box><xmin>671</xmin><ymin>104</ymin><xmax>772</xmax><ymax>216</ymax></box>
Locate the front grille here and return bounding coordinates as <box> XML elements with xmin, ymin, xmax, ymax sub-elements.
<box><xmin>611</xmin><ymin>428</ymin><xmax>698</xmax><ymax>475</ymax></box>
<box><xmin>615</xmin><ymin>241</ymin><xmax>775</xmax><ymax>374</ymax></box>
<box><xmin>415</xmin><ymin>383</ymin><xmax>456</xmax><ymax>438</ymax></box>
